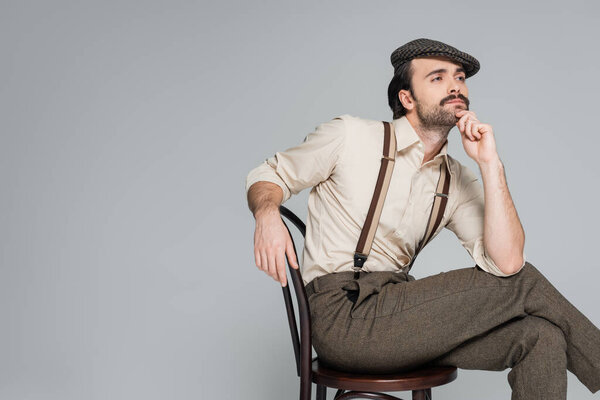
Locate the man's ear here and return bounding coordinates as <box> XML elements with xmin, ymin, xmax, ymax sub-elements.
<box><xmin>398</xmin><ymin>89</ymin><xmax>414</xmax><ymax>111</ymax></box>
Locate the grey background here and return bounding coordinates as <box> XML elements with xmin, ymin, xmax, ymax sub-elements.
<box><xmin>1</xmin><ymin>0</ymin><xmax>599</xmax><ymax>399</ymax></box>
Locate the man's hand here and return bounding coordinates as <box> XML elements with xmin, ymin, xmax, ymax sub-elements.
<box><xmin>253</xmin><ymin>208</ymin><xmax>299</xmax><ymax>287</ymax></box>
<box><xmin>455</xmin><ymin>109</ymin><xmax>499</xmax><ymax>164</ymax></box>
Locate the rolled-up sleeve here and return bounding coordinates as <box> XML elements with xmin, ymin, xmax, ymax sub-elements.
<box><xmin>245</xmin><ymin>115</ymin><xmax>347</xmax><ymax>203</ymax></box>
<box><xmin>445</xmin><ymin>167</ymin><xmax>526</xmax><ymax>277</ymax></box>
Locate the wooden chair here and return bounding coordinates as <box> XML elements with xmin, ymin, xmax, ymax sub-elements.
<box><xmin>278</xmin><ymin>205</ymin><xmax>458</xmax><ymax>400</ymax></box>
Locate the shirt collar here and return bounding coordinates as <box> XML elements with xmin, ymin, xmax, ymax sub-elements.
<box><xmin>391</xmin><ymin>115</ymin><xmax>451</xmax><ymax>171</ymax></box>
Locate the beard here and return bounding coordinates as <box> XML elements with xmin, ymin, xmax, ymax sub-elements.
<box><xmin>413</xmin><ymin>93</ymin><xmax>469</xmax><ymax>130</ymax></box>
<box><xmin>415</xmin><ymin>102</ymin><xmax>457</xmax><ymax>129</ymax></box>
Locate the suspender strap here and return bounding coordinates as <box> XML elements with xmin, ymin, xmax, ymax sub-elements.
<box><xmin>406</xmin><ymin>159</ymin><xmax>451</xmax><ymax>272</ymax></box>
<box><xmin>353</xmin><ymin>121</ymin><xmax>396</xmax><ymax>278</ymax></box>
<box><xmin>352</xmin><ymin>121</ymin><xmax>452</xmax><ymax>278</ymax></box>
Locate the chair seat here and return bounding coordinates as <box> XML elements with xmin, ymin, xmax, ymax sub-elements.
<box><xmin>312</xmin><ymin>358</ymin><xmax>458</xmax><ymax>392</ymax></box>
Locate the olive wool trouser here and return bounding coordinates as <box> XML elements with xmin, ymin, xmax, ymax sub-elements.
<box><xmin>306</xmin><ymin>262</ymin><xmax>600</xmax><ymax>399</ymax></box>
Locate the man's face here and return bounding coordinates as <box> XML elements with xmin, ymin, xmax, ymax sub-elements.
<box><xmin>402</xmin><ymin>56</ymin><xmax>470</xmax><ymax>129</ymax></box>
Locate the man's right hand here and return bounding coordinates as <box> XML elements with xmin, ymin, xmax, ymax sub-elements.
<box><xmin>253</xmin><ymin>208</ymin><xmax>299</xmax><ymax>287</ymax></box>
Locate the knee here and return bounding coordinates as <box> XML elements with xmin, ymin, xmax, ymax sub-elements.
<box><xmin>507</xmin><ymin>316</ymin><xmax>566</xmax><ymax>368</ymax></box>
<box><xmin>529</xmin><ymin>317</ymin><xmax>567</xmax><ymax>352</ymax></box>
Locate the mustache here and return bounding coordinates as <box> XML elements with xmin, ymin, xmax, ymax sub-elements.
<box><xmin>441</xmin><ymin>94</ymin><xmax>469</xmax><ymax>107</ymax></box>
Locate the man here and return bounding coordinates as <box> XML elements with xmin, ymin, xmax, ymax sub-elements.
<box><xmin>245</xmin><ymin>38</ymin><xmax>600</xmax><ymax>399</ymax></box>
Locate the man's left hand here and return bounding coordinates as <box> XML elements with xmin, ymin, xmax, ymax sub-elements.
<box><xmin>455</xmin><ymin>109</ymin><xmax>499</xmax><ymax>164</ymax></box>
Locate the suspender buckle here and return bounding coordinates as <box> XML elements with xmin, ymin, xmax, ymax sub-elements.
<box><xmin>354</xmin><ymin>253</ymin><xmax>367</xmax><ymax>268</ymax></box>
<box><xmin>353</xmin><ymin>253</ymin><xmax>367</xmax><ymax>279</ymax></box>
<box><xmin>435</xmin><ymin>192</ymin><xmax>448</xmax><ymax>198</ymax></box>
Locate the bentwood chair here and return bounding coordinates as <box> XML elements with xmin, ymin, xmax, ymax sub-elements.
<box><xmin>278</xmin><ymin>205</ymin><xmax>458</xmax><ymax>400</ymax></box>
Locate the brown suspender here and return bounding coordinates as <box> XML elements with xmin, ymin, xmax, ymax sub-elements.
<box><xmin>353</xmin><ymin>121</ymin><xmax>396</xmax><ymax>276</ymax></box>
<box><xmin>407</xmin><ymin>160</ymin><xmax>450</xmax><ymax>271</ymax></box>
<box><xmin>353</xmin><ymin>121</ymin><xmax>451</xmax><ymax>278</ymax></box>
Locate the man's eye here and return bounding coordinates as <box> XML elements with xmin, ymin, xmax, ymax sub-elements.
<box><xmin>432</xmin><ymin>76</ymin><xmax>441</xmax><ymax>81</ymax></box>
<box><xmin>457</xmin><ymin>76</ymin><xmax>465</xmax><ymax>81</ymax></box>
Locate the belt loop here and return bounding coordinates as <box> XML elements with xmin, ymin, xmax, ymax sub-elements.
<box><xmin>312</xmin><ymin>275</ymin><xmax>320</xmax><ymax>293</ymax></box>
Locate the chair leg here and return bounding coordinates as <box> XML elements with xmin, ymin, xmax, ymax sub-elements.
<box><xmin>412</xmin><ymin>388</ymin><xmax>431</xmax><ymax>400</ymax></box>
<box><xmin>316</xmin><ymin>384</ymin><xmax>327</xmax><ymax>400</ymax></box>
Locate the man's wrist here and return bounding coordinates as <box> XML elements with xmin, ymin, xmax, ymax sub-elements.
<box><xmin>254</xmin><ymin>204</ymin><xmax>280</xmax><ymax>220</ymax></box>
<box><xmin>477</xmin><ymin>154</ymin><xmax>503</xmax><ymax>173</ymax></box>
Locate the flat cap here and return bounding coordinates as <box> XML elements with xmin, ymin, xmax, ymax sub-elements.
<box><xmin>390</xmin><ymin>38</ymin><xmax>480</xmax><ymax>78</ymax></box>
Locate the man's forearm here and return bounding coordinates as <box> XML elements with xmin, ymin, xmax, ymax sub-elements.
<box><xmin>478</xmin><ymin>156</ymin><xmax>525</xmax><ymax>274</ymax></box>
<box><xmin>247</xmin><ymin>181</ymin><xmax>284</xmax><ymax>219</ymax></box>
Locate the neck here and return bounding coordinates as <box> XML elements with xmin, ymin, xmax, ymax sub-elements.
<box><xmin>406</xmin><ymin>113</ymin><xmax>451</xmax><ymax>166</ymax></box>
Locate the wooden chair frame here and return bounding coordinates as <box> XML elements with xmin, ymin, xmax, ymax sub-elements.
<box><xmin>278</xmin><ymin>205</ymin><xmax>458</xmax><ymax>400</ymax></box>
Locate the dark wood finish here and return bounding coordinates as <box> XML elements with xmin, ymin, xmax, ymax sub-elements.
<box><xmin>312</xmin><ymin>359</ymin><xmax>457</xmax><ymax>392</ymax></box>
<box><xmin>336</xmin><ymin>392</ymin><xmax>404</xmax><ymax>400</ymax></box>
<box><xmin>412</xmin><ymin>388</ymin><xmax>432</xmax><ymax>400</ymax></box>
<box><xmin>316</xmin><ymin>384</ymin><xmax>326</xmax><ymax>400</ymax></box>
<box><xmin>278</xmin><ymin>205</ymin><xmax>458</xmax><ymax>400</ymax></box>
<box><xmin>282</xmin><ymin>283</ymin><xmax>300</xmax><ymax>376</ymax></box>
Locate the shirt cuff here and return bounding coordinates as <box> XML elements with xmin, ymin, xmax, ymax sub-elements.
<box><xmin>245</xmin><ymin>160</ymin><xmax>292</xmax><ymax>203</ymax></box>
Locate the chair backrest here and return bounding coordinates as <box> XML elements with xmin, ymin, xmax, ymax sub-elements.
<box><xmin>278</xmin><ymin>205</ymin><xmax>313</xmax><ymax>400</ymax></box>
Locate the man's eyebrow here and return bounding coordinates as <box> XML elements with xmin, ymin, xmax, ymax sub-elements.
<box><xmin>424</xmin><ymin>67</ymin><xmax>466</xmax><ymax>78</ymax></box>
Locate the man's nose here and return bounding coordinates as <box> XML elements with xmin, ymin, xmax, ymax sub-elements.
<box><xmin>448</xmin><ymin>84</ymin><xmax>460</xmax><ymax>94</ymax></box>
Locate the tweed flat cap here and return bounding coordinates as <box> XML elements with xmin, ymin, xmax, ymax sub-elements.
<box><xmin>391</xmin><ymin>38</ymin><xmax>480</xmax><ymax>78</ymax></box>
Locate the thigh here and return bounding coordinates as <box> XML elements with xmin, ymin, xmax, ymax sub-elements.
<box><xmin>424</xmin><ymin>315</ymin><xmax>563</xmax><ymax>371</ymax></box>
<box><xmin>401</xmin><ymin>264</ymin><xmax>523</xmax><ymax>312</ymax></box>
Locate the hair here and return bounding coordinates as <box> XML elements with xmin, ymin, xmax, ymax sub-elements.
<box><xmin>387</xmin><ymin>61</ymin><xmax>414</xmax><ymax>119</ymax></box>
